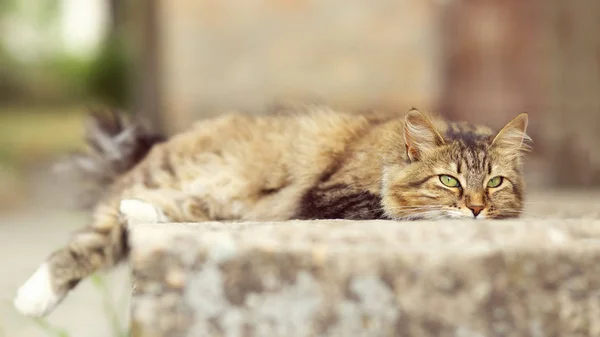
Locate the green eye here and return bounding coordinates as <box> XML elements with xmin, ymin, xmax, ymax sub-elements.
<box><xmin>439</xmin><ymin>175</ymin><xmax>460</xmax><ymax>188</ymax></box>
<box><xmin>487</xmin><ymin>176</ymin><xmax>503</xmax><ymax>188</ymax></box>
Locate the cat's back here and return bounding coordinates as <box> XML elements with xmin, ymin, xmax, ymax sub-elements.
<box><xmin>117</xmin><ymin>107</ymin><xmax>385</xmax><ymax>191</ymax></box>
<box><xmin>162</xmin><ymin>106</ymin><xmax>389</xmax><ymax>156</ymax></box>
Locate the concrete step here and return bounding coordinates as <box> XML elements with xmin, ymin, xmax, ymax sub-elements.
<box><xmin>129</xmin><ymin>218</ymin><xmax>600</xmax><ymax>337</ymax></box>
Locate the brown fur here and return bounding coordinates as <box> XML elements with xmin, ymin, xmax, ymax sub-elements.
<box><xmin>41</xmin><ymin>106</ymin><xmax>531</xmax><ymax>311</ymax></box>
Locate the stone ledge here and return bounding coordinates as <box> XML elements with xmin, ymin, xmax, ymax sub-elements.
<box><xmin>129</xmin><ymin>220</ymin><xmax>600</xmax><ymax>337</ymax></box>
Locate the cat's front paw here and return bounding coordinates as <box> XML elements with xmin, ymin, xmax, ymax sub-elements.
<box><xmin>14</xmin><ymin>263</ymin><xmax>62</xmax><ymax>317</ymax></box>
<box><xmin>119</xmin><ymin>199</ymin><xmax>167</xmax><ymax>226</ymax></box>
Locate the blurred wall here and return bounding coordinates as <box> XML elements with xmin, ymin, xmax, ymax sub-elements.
<box><xmin>438</xmin><ymin>0</ymin><xmax>543</xmax><ymax>133</ymax></box>
<box><xmin>132</xmin><ymin>0</ymin><xmax>600</xmax><ymax>187</ymax></box>
<box><xmin>138</xmin><ymin>0</ymin><xmax>442</xmax><ymax>133</ymax></box>
<box><xmin>438</xmin><ymin>0</ymin><xmax>600</xmax><ymax>186</ymax></box>
<box><xmin>541</xmin><ymin>0</ymin><xmax>600</xmax><ymax>186</ymax></box>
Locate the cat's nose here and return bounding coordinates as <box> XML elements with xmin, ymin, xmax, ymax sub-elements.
<box><xmin>468</xmin><ymin>205</ymin><xmax>484</xmax><ymax>217</ymax></box>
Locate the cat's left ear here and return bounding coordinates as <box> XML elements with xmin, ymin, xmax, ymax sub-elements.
<box><xmin>404</xmin><ymin>109</ymin><xmax>445</xmax><ymax>161</ymax></box>
<box><xmin>491</xmin><ymin>113</ymin><xmax>531</xmax><ymax>153</ymax></box>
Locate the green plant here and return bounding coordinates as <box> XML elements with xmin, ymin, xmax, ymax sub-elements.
<box><xmin>34</xmin><ymin>319</ymin><xmax>70</xmax><ymax>337</ymax></box>
<box><xmin>90</xmin><ymin>274</ymin><xmax>129</xmax><ymax>337</ymax></box>
<box><xmin>86</xmin><ymin>36</ymin><xmax>132</xmax><ymax>109</ymax></box>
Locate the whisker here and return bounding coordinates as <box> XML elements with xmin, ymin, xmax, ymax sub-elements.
<box><xmin>339</xmin><ymin>205</ymin><xmax>388</xmax><ymax>219</ymax></box>
<box><xmin>489</xmin><ymin>208</ymin><xmax>540</xmax><ymax>219</ymax></box>
<box><xmin>344</xmin><ymin>205</ymin><xmax>447</xmax><ymax>219</ymax></box>
<box><xmin>394</xmin><ymin>210</ymin><xmax>447</xmax><ymax>221</ymax></box>
<box><xmin>385</xmin><ymin>206</ymin><xmax>447</xmax><ymax>212</ymax></box>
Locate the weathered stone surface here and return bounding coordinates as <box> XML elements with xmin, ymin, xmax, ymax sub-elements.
<box><xmin>130</xmin><ymin>191</ymin><xmax>600</xmax><ymax>337</ymax></box>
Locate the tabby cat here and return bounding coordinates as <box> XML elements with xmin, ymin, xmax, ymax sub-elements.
<box><xmin>14</xmin><ymin>107</ymin><xmax>530</xmax><ymax>317</ymax></box>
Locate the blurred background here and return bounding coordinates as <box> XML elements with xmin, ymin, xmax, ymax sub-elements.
<box><xmin>1</xmin><ymin>0</ymin><xmax>599</xmax><ymax>336</ymax></box>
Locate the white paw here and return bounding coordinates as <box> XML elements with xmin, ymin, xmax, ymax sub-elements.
<box><xmin>14</xmin><ymin>263</ymin><xmax>61</xmax><ymax>317</ymax></box>
<box><xmin>119</xmin><ymin>199</ymin><xmax>167</xmax><ymax>226</ymax></box>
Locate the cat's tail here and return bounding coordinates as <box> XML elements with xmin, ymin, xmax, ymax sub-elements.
<box><xmin>14</xmin><ymin>110</ymin><xmax>166</xmax><ymax>318</ymax></box>
<box><xmin>55</xmin><ymin>109</ymin><xmax>166</xmax><ymax>209</ymax></box>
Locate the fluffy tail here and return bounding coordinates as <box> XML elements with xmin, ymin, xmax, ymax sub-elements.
<box><xmin>56</xmin><ymin>109</ymin><xmax>166</xmax><ymax>209</ymax></box>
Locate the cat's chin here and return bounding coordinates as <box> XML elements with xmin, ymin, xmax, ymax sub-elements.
<box><xmin>449</xmin><ymin>211</ymin><xmax>489</xmax><ymax>220</ymax></box>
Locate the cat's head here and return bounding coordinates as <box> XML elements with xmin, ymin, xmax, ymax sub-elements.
<box><xmin>382</xmin><ymin>109</ymin><xmax>531</xmax><ymax>220</ymax></box>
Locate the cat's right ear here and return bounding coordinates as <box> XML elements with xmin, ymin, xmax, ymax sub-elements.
<box><xmin>403</xmin><ymin>109</ymin><xmax>444</xmax><ymax>161</ymax></box>
<box><xmin>491</xmin><ymin>113</ymin><xmax>531</xmax><ymax>154</ymax></box>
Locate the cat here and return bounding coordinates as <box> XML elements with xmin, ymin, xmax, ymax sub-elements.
<box><xmin>14</xmin><ymin>106</ymin><xmax>530</xmax><ymax>317</ymax></box>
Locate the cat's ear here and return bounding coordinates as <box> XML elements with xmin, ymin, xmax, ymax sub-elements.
<box><xmin>491</xmin><ymin>113</ymin><xmax>531</xmax><ymax>154</ymax></box>
<box><xmin>404</xmin><ymin>109</ymin><xmax>445</xmax><ymax>161</ymax></box>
